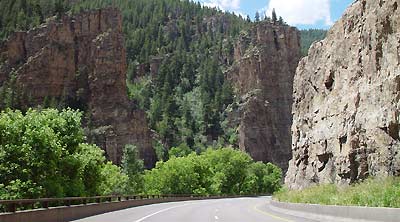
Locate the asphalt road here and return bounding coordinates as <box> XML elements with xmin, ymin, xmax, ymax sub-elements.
<box><xmin>72</xmin><ymin>196</ymin><xmax>317</xmax><ymax>222</ymax></box>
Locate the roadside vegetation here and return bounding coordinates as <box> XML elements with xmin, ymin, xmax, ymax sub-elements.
<box><xmin>0</xmin><ymin>108</ymin><xmax>282</xmax><ymax>200</ymax></box>
<box><xmin>144</xmin><ymin>148</ymin><xmax>282</xmax><ymax>195</ymax></box>
<box><xmin>0</xmin><ymin>108</ymin><xmax>128</xmax><ymax>199</ymax></box>
<box><xmin>274</xmin><ymin>177</ymin><xmax>400</xmax><ymax>208</ymax></box>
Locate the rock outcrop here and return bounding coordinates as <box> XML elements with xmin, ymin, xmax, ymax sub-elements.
<box><xmin>0</xmin><ymin>8</ymin><xmax>156</xmax><ymax>168</ymax></box>
<box><xmin>286</xmin><ymin>0</ymin><xmax>400</xmax><ymax>189</ymax></box>
<box><xmin>228</xmin><ymin>22</ymin><xmax>301</xmax><ymax>171</ymax></box>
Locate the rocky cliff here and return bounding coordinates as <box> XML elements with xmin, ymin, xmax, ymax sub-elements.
<box><xmin>228</xmin><ymin>22</ymin><xmax>301</xmax><ymax>171</ymax></box>
<box><xmin>286</xmin><ymin>0</ymin><xmax>400</xmax><ymax>189</ymax></box>
<box><xmin>0</xmin><ymin>8</ymin><xmax>156</xmax><ymax>168</ymax></box>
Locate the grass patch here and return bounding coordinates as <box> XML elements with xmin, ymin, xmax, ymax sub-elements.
<box><xmin>274</xmin><ymin>177</ymin><xmax>400</xmax><ymax>208</ymax></box>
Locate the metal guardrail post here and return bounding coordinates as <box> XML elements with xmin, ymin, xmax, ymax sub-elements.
<box><xmin>42</xmin><ymin>201</ymin><xmax>49</xmax><ymax>209</ymax></box>
<box><xmin>8</xmin><ymin>203</ymin><xmax>17</xmax><ymax>213</ymax></box>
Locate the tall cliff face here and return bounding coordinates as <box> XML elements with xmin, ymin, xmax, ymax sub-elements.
<box><xmin>0</xmin><ymin>8</ymin><xmax>156</xmax><ymax>168</ymax></box>
<box><xmin>286</xmin><ymin>0</ymin><xmax>400</xmax><ymax>189</ymax></box>
<box><xmin>228</xmin><ymin>22</ymin><xmax>301</xmax><ymax>171</ymax></box>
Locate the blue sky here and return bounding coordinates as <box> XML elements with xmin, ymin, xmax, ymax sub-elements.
<box><xmin>199</xmin><ymin>0</ymin><xmax>354</xmax><ymax>29</ymax></box>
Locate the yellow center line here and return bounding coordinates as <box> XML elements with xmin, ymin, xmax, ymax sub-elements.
<box><xmin>253</xmin><ymin>204</ymin><xmax>294</xmax><ymax>222</ymax></box>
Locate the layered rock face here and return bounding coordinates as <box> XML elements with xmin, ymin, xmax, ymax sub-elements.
<box><xmin>286</xmin><ymin>0</ymin><xmax>400</xmax><ymax>189</ymax></box>
<box><xmin>228</xmin><ymin>22</ymin><xmax>301</xmax><ymax>171</ymax></box>
<box><xmin>0</xmin><ymin>9</ymin><xmax>156</xmax><ymax>168</ymax></box>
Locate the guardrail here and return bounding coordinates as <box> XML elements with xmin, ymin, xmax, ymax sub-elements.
<box><xmin>0</xmin><ymin>194</ymin><xmax>218</xmax><ymax>213</ymax></box>
<box><xmin>0</xmin><ymin>194</ymin><xmax>251</xmax><ymax>222</ymax></box>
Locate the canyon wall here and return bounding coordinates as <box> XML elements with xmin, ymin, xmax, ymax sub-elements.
<box><xmin>0</xmin><ymin>8</ymin><xmax>156</xmax><ymax>168</ymax></box>
<box><xmin>286</xmin><ymin>0</ymin><xmax>400</xmax><ymax>189</ymax></box>
<box><xmin>228</xmin><ymin>22</ymin><xmax>301</xmax><ymax>171</ymax></box>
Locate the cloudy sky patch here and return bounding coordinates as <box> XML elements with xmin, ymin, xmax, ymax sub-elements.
<box><xmin>202</xmin><ymin>0</ymin><xmax>241</xmax><ymax>10</ymax></box>
<box><xmin>266</xmin><ymin>0</ymin><xmax>332</xmax><ymax>26</ymax></box>
<box><xmin>199</xmin><ymin>0</ymin><xmax>353</xmax><ymax>29</ymax></box>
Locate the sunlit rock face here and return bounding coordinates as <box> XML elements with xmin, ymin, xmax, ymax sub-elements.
<box><xmin>286</xmin><ymin>0</ymin><xmax>400</xmax><ymax>189</ymax></box>
<box><xmin>228</xmin><ymin>21</ymin><xmax>301</xmax><ymax>172</ymax></box>
<box><xmin>0</xmin><ymin>8</ymin><xmax>156</xmax><ymax>168</ymax></box>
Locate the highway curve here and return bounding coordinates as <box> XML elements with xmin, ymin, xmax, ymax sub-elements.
<box><xmin>72</xmin><ymin>196</ymin><xmax>315</xmax><ymax>222</ymax></box>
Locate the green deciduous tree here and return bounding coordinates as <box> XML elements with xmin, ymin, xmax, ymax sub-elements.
<box><xmin>99</xmin><ymin>162</ymin><xmax>129</xmax><ymax>195</ymax></box>
<box><xmin>122</xmin><ymin>144</ymin><xmax>145</xmax><ymax>194</ymax></box>
<box><xmin>143</xmin><ymin>148</ymin><xmax>282</xmax><ymax>195</ymax></box>
<box><xmin>168</xmin><ymin>143</ymin><xmax>193</xmax><ymax>158</ymax></box>
<box><xmin>0</xmin><ymin>108</ymin><xmax>118</xmax><ymax>199</ymax></box>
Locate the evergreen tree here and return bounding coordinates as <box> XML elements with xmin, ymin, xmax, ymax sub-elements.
<box><xmin>255</xmin><ymin>11</ymin><xmax>260</xmax><ymax>22</ymax></box>
<box><xmin>278</xmin><ymin>16</ymin><xmax>284</xmax><ymax>25</ymax></box>
<box><xmin>272</xmin><ymin>8</ymin><xmax>277</xmax><ymax>24</ymax></box>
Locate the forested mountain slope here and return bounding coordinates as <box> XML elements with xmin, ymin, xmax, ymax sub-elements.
<box><xmin>71</xmin><ymin>0</ymin><xmax>250</xmax><ymax>157</ymax></box>
<box><xmin>0</xmin><ymin>0</ymin><xmax>301</xmax><ymax>169</ymax></box>
<box><xmin>299</xmin><ymin>29</ymin><xmax>327</xmax><ymax>56</ymax></box>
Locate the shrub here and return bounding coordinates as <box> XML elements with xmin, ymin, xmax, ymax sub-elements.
<box><xmin>143</xmin><ymin>148</ymin><xmax>282</xmax><ymax>195</ymax></box>
<box><xmin>274</xmin><ymin>177</ymin><xmax>400</xmax><ymax>208</ymax></box>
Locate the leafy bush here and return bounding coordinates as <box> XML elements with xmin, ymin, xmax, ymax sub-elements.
<box><xmin>168</xmin><ymin>143</ymin><xmax>194</xmax><ymax>158</ymax></box>
<box><xmin>274</xmin><ymin>177</ymin><xmax>400</xmax><ymax>208</ymax></box>
<box><xmin>144</xmin><ymin>148</ymin><xmax>282</xmax><ymax>195</ymax></box>
<box><xmin>99</xmin><ymin>162</ymin><xmax>128</xmax><ymax>195</ymax></box>
<box><xmin>0</xmin><ymin>108</ymin><xmax>121</xmax><ymax>199</ymax></box>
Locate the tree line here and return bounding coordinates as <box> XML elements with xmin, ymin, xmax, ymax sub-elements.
<box><xmin>0</xmin><ymin>108</ymin><xmax>282</xmax><ymax>200</ymax></box>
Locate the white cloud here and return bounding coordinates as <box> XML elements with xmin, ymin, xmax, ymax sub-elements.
<box><xmin>265</xmin><ymin>0</ymin><xmax>332</xmax><ymax>26</ymax></box>
<box><xmin>202</xmin><ymin>0</ymin><xmax>241</xmax><ymax>10</ymax></box>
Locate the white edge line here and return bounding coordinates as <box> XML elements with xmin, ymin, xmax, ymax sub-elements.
<box><xmin>134</xmin><ymin>204</ymin><xmax>189</xmax><ymax>222</ymax></box>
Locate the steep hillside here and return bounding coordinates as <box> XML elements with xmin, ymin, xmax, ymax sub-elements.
<box><xmin>286</xmin><ymin>0</ymin><xmax>400</xmax><ymax>189</ymax></box>
<box><xmin>0</xmin><ymin>8</ymin><xmax>156</xmax><ymax>168</ymax></box>
<box><xmin>0</xmin><ymin>0</ymin><xmax>302</xmax><ymax>171</ymax></box>
<box><xmin>300</xmin><ymin>29</ymin><xmax>327</xmax><ymax>56</ymax></box>
<box><xmin>68</xmin><ymin>0</ymin><xmax>249</xmax><ymax>156</ymax></box>
<box><xmin>227</xmin><ymin>22</ymin><xmax>301</xmax><ymax>171</ymax></box>
<box><xmin>0</xmin><ymin>0</ymin><xmax>71</xmax><ymax>41</ymax></box>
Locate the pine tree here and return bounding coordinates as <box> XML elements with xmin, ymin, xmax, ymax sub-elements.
<box><xmin>278</xmin><ymin>16</ymin><xmax>284</xmax><ymax>25</ymax></box>
<box><xmin>272</xmin><ymin>8</ymin><xmax>277</xmax><ymax>24</ymax></box>
<box><xmin>255</xmin><ymin>11</ymin><xmax>260</xmax><ymax>22</ymax></box>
